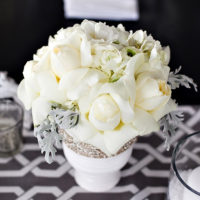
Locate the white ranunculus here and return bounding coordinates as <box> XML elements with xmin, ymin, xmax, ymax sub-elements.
<box><xmin>135</xmin><ymin>71</ymin><xmax>171</xmax><ymax>113</ymax></box>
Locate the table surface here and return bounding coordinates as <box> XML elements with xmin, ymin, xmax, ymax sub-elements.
<box><xmin>0</xmin><ymin>105</ymin><xmax>200</xmax><ymax>200</ymax></box>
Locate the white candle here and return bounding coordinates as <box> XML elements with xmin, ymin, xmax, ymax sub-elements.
<box><xmin>183</xmin><ymin>166</ymin><xmax>200</xmax><ymax>200</ymax></box>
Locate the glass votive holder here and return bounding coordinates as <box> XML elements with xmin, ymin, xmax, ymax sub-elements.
<box><xmin>168</xmin><ymin>131</ymin><xmax>200</xmax><ymax>200</ymax></box>
<box><xmin>0</xmin><ymin>98</ymin><xmax>24</xmax><ymax>157</ymax></box>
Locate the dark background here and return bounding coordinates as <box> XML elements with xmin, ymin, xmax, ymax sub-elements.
<box><xmin>0</xmin><ymin>0</ymin><xmax>200</xmax><ymax>104</ymax></box>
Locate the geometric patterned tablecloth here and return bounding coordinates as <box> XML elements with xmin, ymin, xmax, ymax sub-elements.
<box><xmin>0</xmin><ymin>106</ymin><xmax>200</xmax><ymax>200</ymax></box>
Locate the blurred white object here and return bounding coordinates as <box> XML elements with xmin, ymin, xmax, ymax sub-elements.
<box><xmin>0</xmin><ymin>72</ymin><xmax>32</xmax><ymax>130</ymax></box>
<box><xmin>64</xmin><ymin>0</ymin><xmax>139</xmax><ymax>20</ymax></box>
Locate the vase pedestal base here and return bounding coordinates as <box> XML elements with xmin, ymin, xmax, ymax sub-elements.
<box><xmin>75</xmin><ymin>169</ymin><xmax>120</xmax><ymax>192</ymax></box>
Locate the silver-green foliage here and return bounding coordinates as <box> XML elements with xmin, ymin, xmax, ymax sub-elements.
<box><xmin>159</xmin><ymin>111</ymin><xmax>184</xmax><ymax>150</ymax></box>
<box><xmin>168</xmin><ymin>66</ymin><xmax>197</xmax><ymax>91</ymax></box>
<box><xmin>34</xmin><ymin>104</ymin><xmax>79</xmax><ymax>164</ymax></box>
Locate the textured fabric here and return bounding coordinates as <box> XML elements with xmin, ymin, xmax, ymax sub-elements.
<box><xmin>0</xmin><ymin>105</ymin><xmax>200</xmax><ymax>200</ymax></box>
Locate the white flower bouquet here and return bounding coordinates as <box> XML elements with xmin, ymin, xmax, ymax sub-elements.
<box><xmin>17</xmin><ymin>20</ymin><xmax>197</xmax><ymax>191</ymax></box>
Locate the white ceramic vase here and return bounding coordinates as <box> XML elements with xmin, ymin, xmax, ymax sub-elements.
<box><xmin>63</xmin><ymin>142</ymin><xmax>133</xmax><ymax>192</ymax></box>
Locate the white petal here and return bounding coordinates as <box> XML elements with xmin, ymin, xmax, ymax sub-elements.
<box><xmin>37</xmin><ymin>71</ymin><xmax>65</xmax><ymax>103</ymax></box>
<box><xmin>89</xmin><ymin>112</ymin><xmax>120</xmax><ymax>131</ymax></box>
<box><xmin>80</xmin><ymin>37</ymin><xmax>92</xmax><ymax>66</ymax></box>
<box><xmin>125</xmin><ymin>53</ymin><xmax>146</xmax><ymax>77</ymax></box>
<box><xmin>136</xmin><ymin>60</ymin><xmax>170</xmax><ymax>81</ymax></box>
<box><xmin>23</xmin><ymin>61</ymin><xmax>34</xmax><ymax>78</ymax></box>
<box><xmin>81</xmin><ymin>20</ymin><xmax>95</xmax><ymax>39</ymax></box>
<box><xmin>111</xmin><ymin>93</ymin><xmax>134</xmax><ymax>123</ymax></box>
<box><xmin>136</xmin><ymin>78</ymin><xmax>161</xmax><ymax>102</ymax></box>
<box><xmin>150</xmin><ymin>45</ymin><xmax>158</xmax><ymax>61</ymax></box>
<box><xmin>89</xmin><ymin>95</ymin><xmax>120</xmax><ymax>131</ymax></box>
<box><xmin>151</xmin><ymin>98</ymin><xmax>177</xmax><ymax>121</ymax></box>
<box><xmin>132</xmin><ymin>30</ymin><xmax>145</xmax><ymax>43</ymax></box>
<box><xmin>163</xmin><ymin>46</ymin><xmax>170</xmax><ymax>65</ymax></box>
<box><xmin>97</xmin><ymin>79</ymin><xmax>135</xmax><ymax>123</ymax></box>
<box><xmin>137</xmin><ymin>95</ymin><xmax>170</xmax><ymax>111</ymax></box>
<box><xmin>132</xmin><ymin>107</ymin><xmax>159</xmax><ymax>135</ymax></box>
<box><xmin>50</xmin><ymin>45</ymin><xmax>80</xmax><ymax>78</ymax></box>
<box><xmin>86</xmin><ymin>133</ymin><xmax>112</xmax><ymax>156</ymax></box>
<box><xmin>32</xmin><ymin>97</ymin><xmax>51</xmax><ymax>125</ymax></box>
<box><xmin>66</xmin><ymin>113</ymin><xmax>97</xmax><ymax>142</ymax></box>
<box><xmin>17</xmin><ymin>79</ymin><xmax>37</xmax><ymax>110</ymax></box>
<box><xmin>78</xmin><ymin>83</ymin><xmax>103</xmax><ymax>114</ymax></box>
<box><xmin>103</xmin><ymin>125</ymin><xmax>138</xmax><ymax>155</ymax></box>
<box><xmin>60</xmin><ymin>68</ymin><xmax>106</xmax><ymax>101</ymax></box>
<box><xmin>59</xmin><ymin>68</ymin><xmax>89</xmax><ymax>92</ymax></box>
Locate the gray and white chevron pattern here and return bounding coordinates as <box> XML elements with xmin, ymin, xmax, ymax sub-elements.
<box><xmin>0</xmin><ymin>106</ymin><xmax>200</xmax><ymax>200</ymax></box>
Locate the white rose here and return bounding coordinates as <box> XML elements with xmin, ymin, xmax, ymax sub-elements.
<box><xmin>135</xmin><ymin>72</ymin><xmax>171</xmax><ymax>114</ymax></box>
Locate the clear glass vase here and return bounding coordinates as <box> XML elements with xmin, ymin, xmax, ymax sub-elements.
<box><xmin>168</xmin><ymin>131</ymin><xmax>200</xmax><ymax>200</ymax></box>
<box><xmin>0</xmin><ymin>98</ymin><xmax>24</xmax><ymax>157</ymax></box>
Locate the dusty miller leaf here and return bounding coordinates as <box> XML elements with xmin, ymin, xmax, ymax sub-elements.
<box><xmin>159</xmin><ymin>110</ymin><xmax>184</xmax><ymax>151</ymax></box>
<box><xmin>168</xmin><ymin>66</ymin><xmax>197</xmax><ymax>91</ymax></box>
<box><xmin>34</xmin><ymin>104</ymin><xmax>79</xmax><ymax>164</ymax></box>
